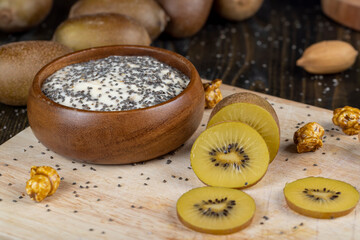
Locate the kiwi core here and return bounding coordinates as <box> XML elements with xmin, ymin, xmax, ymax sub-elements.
<box><xmin>303</xmin><ymin>188</ymin><xmax>341</xmax><ymax>201</ymax></box>
<box><xmin>194</xmin><ymin>197</ymin><xmax>236</xmax><ymax>217</ymax></box>
<box><xmin>209</xmin><ymin>143</ymin><xmax>250</xmax><ymax>170</ymax></box>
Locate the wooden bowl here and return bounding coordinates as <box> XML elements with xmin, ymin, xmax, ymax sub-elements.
<box><xmin>27</xmin><ymin>45</ymin><xmax>204</xmax><ymax>164</ymax></box>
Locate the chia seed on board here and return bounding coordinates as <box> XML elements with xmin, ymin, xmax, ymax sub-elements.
<box><xmin>42</xmin><ymin>56</ymin><xmax>190</xmax><ymax>111</ymax></box>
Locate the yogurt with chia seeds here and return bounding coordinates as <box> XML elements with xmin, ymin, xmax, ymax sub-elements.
<box><xmin>42</xmin><ymin>56</ymin><xmax>190</xmax><ymax>111</ymax></box>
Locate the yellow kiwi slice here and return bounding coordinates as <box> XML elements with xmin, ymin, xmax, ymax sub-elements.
<box><xmin>176</xmin><ymin>186</ymin><xmax>255</xmax><ymax>235</ymax></box>
<box><xmin>207</xmin><ymin>92</ymin><xmax>280</xmax><ymax>163</ymax></box>
<box><xmin>191</xmin><ymin>122</ymin><xmax>269</xmax><ymax>188</ymax></box>
<box><xmin>284</xmin><ymin>177</ymin><xmax>359</xmax><ymax>219</ymax></box>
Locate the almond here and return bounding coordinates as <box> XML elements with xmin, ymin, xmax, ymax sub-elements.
<box><xmin>296</xmin><ymin>40</ymin><xmax>358</xmax><ymax>74</ymax></box>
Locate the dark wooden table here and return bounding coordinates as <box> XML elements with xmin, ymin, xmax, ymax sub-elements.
<box><xmin>0</xmin><ymin>0</ymin><xmax>359</xmax><ymax>145</ymax></box>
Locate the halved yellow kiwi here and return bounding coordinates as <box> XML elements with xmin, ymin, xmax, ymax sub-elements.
<box><xmin>284</xmin><ymin>177</ymin><xmax>359</xmax><ymax>219</ymax></box>
<box><xmin>176</xmin><ymin>186</ymin><xmax>255</xmax><ymax>235</ymax></box>
<box><xmin>207</xmin><ymin>92</ymin><xmax>280</xmax><ymax>163</ymax></box>
<box><xmin>191</xmin><ymin>122</ymin><xmax>269</xmax><ymax>189</ymax></box>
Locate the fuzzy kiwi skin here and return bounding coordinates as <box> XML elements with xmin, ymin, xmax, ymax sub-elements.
<box><xmin>177</xmin><ymin>210</ymin><xmax>254</xmax><ymax>235</ymax></box>
<box><xmin>69</xmin><ymin>0</ymin><xmax>168</xmax><ymax>40</ymax></box>
<box><xmin>53</xmin><ymin>13</ymin><xmax>151</xmax><ymax>51</ymax></box>
<box><xmin>0</xmin><ymin>0</ymin><xmax>53</xmax><ymax>32</ymax></box>
<box><xmin>215</xmin><ymin>0</ymin><xmax>263</xmax><ymax>21</ymax></box>
<box><xmin>0</xmin><ymin>41</ymin><xmax>72</xmax><ymax>106</ymax></box>
<box><xmin>156</xmin><ymin>0</ymin><xmax>213</xmax><ymax>38</ymax></box>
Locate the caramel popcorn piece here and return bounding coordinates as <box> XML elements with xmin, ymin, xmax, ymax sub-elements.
<box><xmin>294</xmin><ymin>122</ymin><xmax>324</xmax><ymax>153</ymax></box>
<box><xmin>26</xmin><ymin>166</ymin><xmax>60</xmax><ymax>202</ymax></box>
<box><xmin>203</xmin><ymin>79</ymin><xmax>223</xmax><ymax>108</ymax></box>
<box><xmin>332</xmin><ymin>106</ymin><xmax>360</xmax><ymax>135</ymax></box>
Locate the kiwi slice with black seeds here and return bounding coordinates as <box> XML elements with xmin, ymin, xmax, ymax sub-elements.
<box><xmin>207</xmin><ymin>92</ymin><xmax>280</xmax><ymax>163</ymax></box>
<box><xmin>176</xmin><ymin>186</ymin><xmax>255</xmax><ymax>235</ymax></box>
<box><xmin>284</xmin><ymin>177</ymin><xmax>359</xmax><ymax>219</ymax></box>
<box><xmin>191</xmin><ymin>121</ymin><xmax>269</xmax><ymax>188</ymax></box>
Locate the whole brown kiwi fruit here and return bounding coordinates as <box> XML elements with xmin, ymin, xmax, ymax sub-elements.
<box><xmin>156</xmin><ymin>0</ymin><xmax>213</xmax><ymax>38</ymax></box>
<box><xmin>53</xmin><ymin>13</ymin><xmax>151</xmax><ymax>51</ymax></box>
<box><xmin>215</xmin><ymin>0</ymin><xmax>263</xmax><ymax>21</ymax></box>
<box><xmin>68</xmin><ymin>0</ymin><xmax>168</xmax><ymax>40</ymax></box>
<box><xmin>0</xmin><ymin>0</ymin><xmax>53</xmax><ymax>32</ymax></box>
<box><xmin>0</xmin><ymin>41</ymin><xmax>72</xmax><ymax>106</ymax></box>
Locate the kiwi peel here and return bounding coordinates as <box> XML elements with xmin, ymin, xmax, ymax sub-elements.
<box><xmin>0</xmin><ymin>41</ymin><xmax>72</xmax><ymax>106</ymax></box>
<box><xmin>176</xmin><ymin>186</ymin><xmax>255</xmax><ymax>235</ymax></box>
<box><xmin>0</xmin><ymin>0</ymin><xmax>53</xmax><ymax>32</ymax></box>
<box><xmin>68</xmin><ymin>0</ymin><xmax>168</xmax><ymax>40</ymax></box>
<box><xmin>191</xmin><ymin>121</ymin><xmax>269</xmax><ymax>189</ymax></box>
<box><xmin>53</xmin><ymin>14</ymin><xmax>151</xmax><ymax>51</ymax></box>
<box><xmin>207</xmin><ymin>92</ymin><xmax>280</xmax><ymax>163</ymax></box>
<box><xmin>284</xmin><ymin>177</ymin><xmax>359</xmax><ymax>219</ymax></box>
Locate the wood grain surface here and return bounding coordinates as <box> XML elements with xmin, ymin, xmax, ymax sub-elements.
<box><xmin>1</xmin><ymin>0</ymin><xmax>360</xmax><ymax>146</ymax></box>
<box><xmin>0</xmin><ymin>84</ymin><xmax>359</xmax><ymax>240</ymax></box>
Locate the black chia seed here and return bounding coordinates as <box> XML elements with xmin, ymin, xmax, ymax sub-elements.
<box><xmin>42</xmin><ymin>56</ymin><xmax>190</xmax><ymax>111</ymax></box>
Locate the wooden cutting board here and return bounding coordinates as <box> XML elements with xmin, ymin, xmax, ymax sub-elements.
<box><xmin>0</xmin><ymin>84</ymin><xmax>359</xmax><ymax>240</ymax></box>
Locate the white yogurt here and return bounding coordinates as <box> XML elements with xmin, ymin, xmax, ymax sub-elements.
<box><xmin>42</xmin><ymin>56</ymin><xmax>190</xmax><ymax>111</ymax></box>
